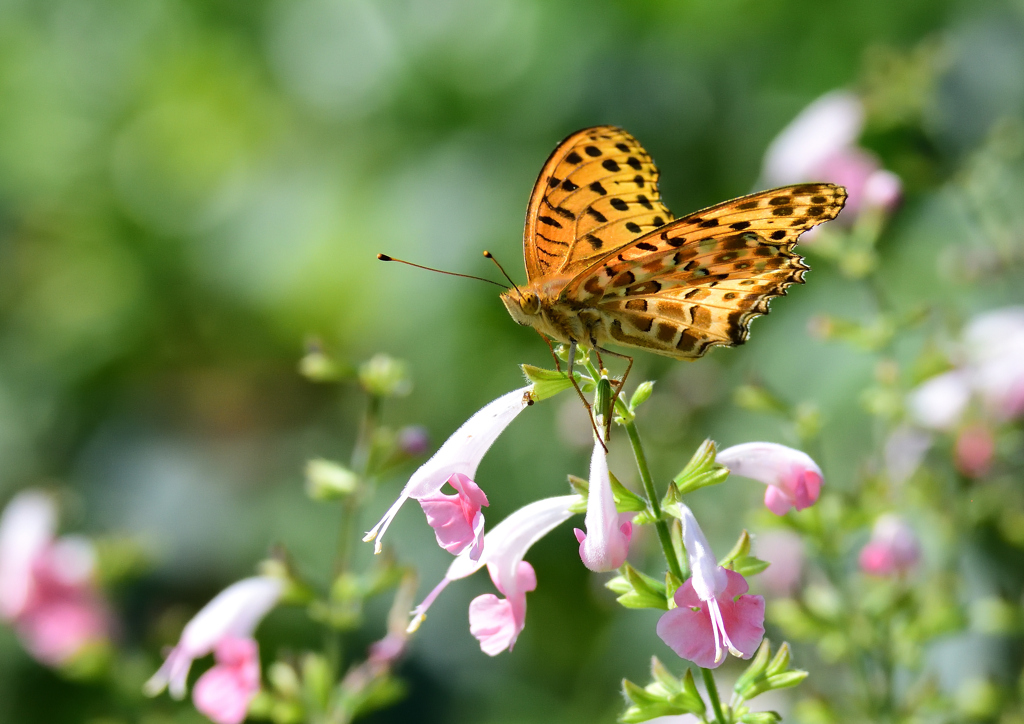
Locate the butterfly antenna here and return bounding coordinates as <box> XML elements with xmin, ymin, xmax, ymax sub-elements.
<box><xmin>376</xmin><ymin>254</ymin><xmax>506</xmax><ymax>289</ymax></box>
<box><xmin>483</xmin><ymin>251</ymin><xmax>524</xmax><ymax>299</ymax></box>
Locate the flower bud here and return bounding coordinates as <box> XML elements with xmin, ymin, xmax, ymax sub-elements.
<box><xmin>358</xmin><ymin>354</ymin><xmax>412</xmax><ymax>398</ymax></box>
<box><xmin>305</xmin><ymin>459</ymin><xmax>359</xmax><ymax>501</ymax></box>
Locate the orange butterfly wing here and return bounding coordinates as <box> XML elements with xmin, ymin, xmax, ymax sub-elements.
<box><xmin>563</xmin><ymin>183</ymin><xmax>848</xmax><ymax>359</ymax></box>
<box><xmin>523</xmin><ymin>126</ymin><xmax>673</xmax><ymax>283</ymax></box>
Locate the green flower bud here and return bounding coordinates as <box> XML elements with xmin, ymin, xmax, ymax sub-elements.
<box><xmin>358</xmin><ymin>354</ymin><xmax>412</xmax><ymax>398</ymax></box>
<box><xmin>269</xmin><ymin>661</ymin><xmax>301</xmax><ymax>698</ymax></box>
<box><xmin>305</xmin><ymin>459</ymin><xmax>359</xmax><ymax>500</ymax></box>
<box><xmin>629</xmin><ymin>381</ymin><xmax>655</xmax><ymax>411</ymax></box>
<box><xmin>301</xmin><ymin>653</ymin><xmax>333</xmax><ymax>711</ymax></box>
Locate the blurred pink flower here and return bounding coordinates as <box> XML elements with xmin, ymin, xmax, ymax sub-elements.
<box><xmin>419</xmin><ymin>473</ymin><xmax>489</xmax><ymax>559</ymax></box>
<box><xmin>408</xmin><ymin>495</ymin><xmax>578</xmax><ymax>656</ymax></box>
<box><xmin>656</xmin><ymin>505</ymin><xmax>764</xmax><ymax>668</ymax></box>
<box><xmin>398</xmin><ymin>425</ymin><xmax>430</xmax><ymax>456</ymax></box>
<box><xmin>858</xmin><ymin>514</ymin><xmax>920</xmax><ymax>577</ymax></box>
<box><xmin>575</xmin><ymin>440</ymin><xmax>632</xmax><ymax>572</ymax></box>
<box><xmin>717</xmin><ymin>443</ymin><xmax>823</xmax><ymax>515</ymax></box>
<box><xmin>145</xmin><ymin>576</ymin><xmax>283</xmax><ymax>700</ymax></box>
<box><xmin>753</xmin><ymin>530</ymin><xmax>804</xmax><ymax>597</ymax></box>
<box><xmin>955</xmin><ymin>424</ymin><xmax>995</xmax><ymax>478</ymax></box>
<box><xmin>0</xmin><ymin>490</ymin><xmax>111</xmax><ymax>667</ymax></box>
<box><xmin>364</xmin><ymin>386</ymin><xmax>533</xmax><ymax>554</ymax></box>
<box><xmin>192</xmin><ymin>636</ymin><xmax>261</xmax><ymax>724</ymax></box>
<box><xmin>762</xmin><ymin>90</ymin><xmax>901</xmax><ymax>220</ymax></box>
<box><xmin>963</xmin><ymin>307</ymin><xmax>1024</xmax><ymax>421</ymax></box>
<box><xmin>908</xmin><ymin>370</ymin><xmax>972</xmax><ymax>431</ymax></box>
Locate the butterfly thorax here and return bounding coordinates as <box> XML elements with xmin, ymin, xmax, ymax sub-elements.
<box><xmin>500</xmin><ymin>281</ymin><xmax>592</xmax><ymax>346</ymax></box>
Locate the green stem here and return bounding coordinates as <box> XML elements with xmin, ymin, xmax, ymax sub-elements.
<box><xmin>702</xmin><ymin>668</ymin><xmax>727</xmax><ymax>724</ymax></box>
<box><xmin>335</xmin><ymin>394</ymin><xmax>380</xmax><ymax>576</ymax></box>
<box><xmin>624</xmin><ymin>419</ymin><xmax>684</xmax><ymax>581</ymax></box>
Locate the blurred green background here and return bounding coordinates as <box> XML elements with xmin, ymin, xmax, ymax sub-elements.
<box><xmin>1</xmin><ymin>0</ymin><xmax>1024</xmax><ymax>721</ymax></box>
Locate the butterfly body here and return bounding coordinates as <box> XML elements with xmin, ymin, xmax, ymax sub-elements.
<box><xmin>505</xmin><ymin>126</ymin><xmax>848</xmax><ymax>361</ymax></box>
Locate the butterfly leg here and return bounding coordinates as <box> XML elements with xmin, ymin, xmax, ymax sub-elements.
<box><xmin>567</xmin><ymin>341</ymin><xmax>608</xmax><ymax>451</ymax></box>
<box><xmin>535</xmin><ymin>329</ymin><xmax>561</xmax><ymax>372</ymax></box>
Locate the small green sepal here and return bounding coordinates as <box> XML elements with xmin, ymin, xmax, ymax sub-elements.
<box><xmin>521</xmin><ymin>364</ymin><xmax>591</xmax><ymax>401</ymax></box>
<box><xmin>606</xmin><ymin>563</ymin><xmax>669</xmax><ymax>610</ymax></box>
<box><xmin>620</xmin><ymin>658</ymin><xmax>705</xmax><ymax>723</ymax></box>
<box><xmin>720</xmin><ymin>530</ymin><xmax>769</xmax><ymax>576</ymax></box>
<box><xmin>673</xmin><ymin>439</ymin><xmax>728</xmax><ymax>494</ymax></box>
<box><xmin>610</xmin><ymin>472</ymin><xmax>648</xmax><ymax>513</ymax></box>
<box><xmin>734</xmin><ymin>638</ymin><xmax>808</xmax><ymax>702</ymax></box>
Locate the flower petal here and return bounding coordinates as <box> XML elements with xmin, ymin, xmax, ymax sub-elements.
<box><xmin>717</xmin><ymin>443</ymin><xmax>823</xmax><ymax>515</ymax></box>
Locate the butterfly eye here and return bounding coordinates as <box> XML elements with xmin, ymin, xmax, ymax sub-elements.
<box><xmin>521</xmin><ymin>292</ymin><xmax>541</xmax><ymax>315</ymax></box>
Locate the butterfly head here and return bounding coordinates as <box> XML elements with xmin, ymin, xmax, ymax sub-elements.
<box><xmin>500</xmin><ymin>288</ymin><xmax>542</xmax><ymax>326</ymax></box>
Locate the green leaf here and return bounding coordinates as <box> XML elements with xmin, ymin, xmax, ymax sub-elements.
<box><xmin>623</xmin><ymin>679</ymin><xmax>663</xmax><ymax>707</ymax></box>
<box><xmin>739</xmin><ymin>711</ymin><xmax>782</xmax><ymax>724</ymax></box>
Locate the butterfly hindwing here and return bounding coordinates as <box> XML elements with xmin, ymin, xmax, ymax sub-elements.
<box><xmin>523</xmin><ymin>126</ymin><xmax>673</xmax><ymax>283</ymax></box>
<box><xmin>567</xmin><ymin>183</ymin><xmax>847</xmax><ymax>359</ymax></box>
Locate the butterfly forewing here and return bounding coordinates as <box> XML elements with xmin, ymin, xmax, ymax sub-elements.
<box><xmin>565</xmin><ymin>182</ymin><xmax>847</xmax><ymax>359</ymax></box>
<box><xmin>524</xmin><ymin>126</ymin><xmax>673</xmax><ymax>282</ymax></box>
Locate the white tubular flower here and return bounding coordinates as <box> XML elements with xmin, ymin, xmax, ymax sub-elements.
<box><xmin>574</xmin><ymin>439</ymin><xmax>632</xmax><ymax>572</ymax></box>
<box><xmin>716</xmin><ymin>442</ymin><xmax>823</xmax><ymax>515</ymax></box>
<box><xmin>144</xmin><ymin>576</ymin><xmax>284</xmax><ymax>699</ymax></box>
<box><xmin>363</xmin><ymin>386</ymin><xmax>532</xmax><ymax>554</ymax></box>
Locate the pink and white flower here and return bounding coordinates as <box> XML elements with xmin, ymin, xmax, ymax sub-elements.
<box><xmin>145</xmin><ymin>576</ymin><xmax>283</xmax><ymax>701</ymax></box>
<box><xmin>716</xmin><ymin>443</ymin><xmax>823</xmax><ymax>515</ymax></box>
<box><xmin>0</xmin><ymin>490</ymin><xmax>111</xmax><ymax>667</ymax></box>
<box><xmin>575</xmin><ymin>440</ymin><xmax>632</xmax><ymax>572</ymax></box>
<box><xmin>762</xmin><ymin>90</ymin><xmax>902</xmax><ymax>220</ymax></box>
<box><xmin>858</xmin><ymin>514</ymin><xmax>920</xmax><ymax>577</ymax></box>
<box><xmin>408</xmin><ymin>495</ymin><xmax>578</xmax><ymax>656</ymax></box>
<box><xmin>363</xmin><ymin>386</ymin><xmax>533</xmax><ymax>554</ymax></box>
<box><xmin>656</xmin><ymin>505</ymin><xmax>764</xmax><ymax>668</ymax></box>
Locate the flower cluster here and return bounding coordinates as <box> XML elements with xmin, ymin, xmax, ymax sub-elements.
<box><xmin>365</xmin><ymin>367</ymin><xmax>826</xmax><ymax>674</ymax></box>
<box><xmin>0</xmin><ymin>490</ymin><xmax>111</xmax><ymax>669</ymax></box>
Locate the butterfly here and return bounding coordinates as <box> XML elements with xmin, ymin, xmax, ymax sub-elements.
<box><xmin>500</xmin><ymin>126</ymin><xmax>847</xmax><ymax>391</ymax></box>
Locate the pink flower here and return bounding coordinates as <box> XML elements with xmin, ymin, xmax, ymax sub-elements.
<box><xmin>0</xmin><ymin>491</ymin><xmax>111</xmax><ymax>667</ymax></box>
<box><xmin>575</xmin><ymin>440</ymin><xmax>632</xmax><ymax>572</ymax></box>
<box><xmin>955</xmin><ymin>424</ymin><xmax>995</xmax><ymax>478</ymax></box>
<box><xmin>858</xmin><ymin>515</ymin><xmax>920</xmax><ymax>577</ymax></box>
<box><xmin>419</xmin><ymin>473</ymin><xmax>489</xmax><ymax>559</ymax></box>
<box><xmin>963</xmin><ymin>307</ymin><xmax>1024</xmax><ymax>421</ymax></box>
<box><xmin>409</xmin><ymin>495</ymin><xmax>578</xmax><ymax>656</ymax></box>
<box><xmin>145</xmin><ymin>576</ymin><xmax>283</xmax><ymax>700</ymax></box>
<box><xmin>192</xmin><ymin>636</ymin><xmax>261</xmax><ymax>724</ymax></box>
<box><xmin>716</xmin><ymin>443</ymin><xmax>823</xmax><ymax>515</ymax></box>
<box><xmin>908</xmin><ymin>370</ymin><xmax>972</xmax><ymax>431</ymax></box>
<box><xmin>761</xmin><ymin>90</ymin><xmax>901</xmax><ymax>220</ymax></box>
<box><xmin>656</xmin><ymin>505</ymin><xmax>764</xmax><ymax>668</ymax></box>
<box><xmin>364</xmin><ymin>386</ymin><xmax>533</xmax><ymax>554</ymax></box>
<box><xmin>753</xmin><ymin>530</ymin><xmax>804</xmax><ymax>597</ymax></box>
